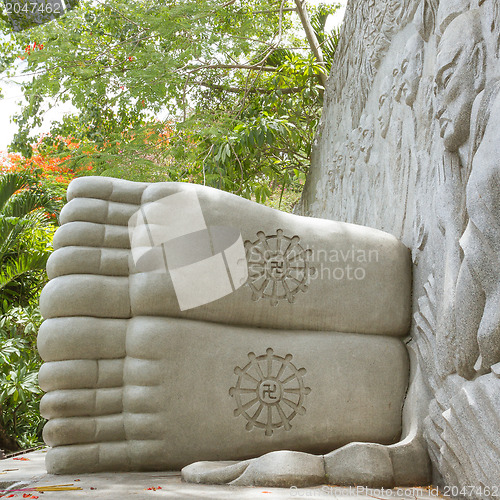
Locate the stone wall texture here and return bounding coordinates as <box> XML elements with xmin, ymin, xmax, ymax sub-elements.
<box><xmin>301</xmin><ymin>0</ymin><xmax>500</xmax><ymax>496</ymax></box>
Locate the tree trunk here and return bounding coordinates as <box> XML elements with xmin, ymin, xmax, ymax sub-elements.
<box><xmin>0</xmin><ymin>421</ymin><xmax>20</xmax><ymax>454</ymax></box>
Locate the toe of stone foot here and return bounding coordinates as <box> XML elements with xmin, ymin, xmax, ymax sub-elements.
<box><xmin>182</xmin><ymin>450</ymin><xmax>325</xmax><ymax>488</ymax></box>
<box><xmin>324</xmin><ymin>442</ymin><xmax>395</xmax><ymax>488</ymax></box>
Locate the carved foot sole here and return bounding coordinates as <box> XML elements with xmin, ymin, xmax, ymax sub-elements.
<box><xmin>182</xmin><ymin>438</ymin><xmax>431</xmax><ymax>488</ymax></box>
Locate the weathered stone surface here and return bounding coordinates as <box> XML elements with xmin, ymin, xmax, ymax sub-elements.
<box><xmin>0</xmin><ymin>449</ymin><xmax>443</xmax><ymax>499</ymax></box>
<box><xmin>182</xmin><ymin>451</ymin><xmax>325</xmax><ymax>487</ymax></box>
<box><xmin>43</xmin><ymin>178</ymin><xmax>412</xmax><ymax>335</ymax></box>
<box><xmin>38</xmin><ymin>176</ymin><xmax>429</xmax><ymax>484</ymax></box>
<box><xmin>39</xmin><ymin>317</ymin><xmax>409</xmax><ymax>471</ymax></box>
<box><xmin>301</xmin><ymin>0</ymin><xmax>500</xmax><ymax>495</ymax></box>
<box><xmin>324</xmin><ymin>443</ymin><xmax>394</xmax><ymax>488</ymax></box>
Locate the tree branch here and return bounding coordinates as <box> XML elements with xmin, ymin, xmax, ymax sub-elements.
<box><xmin>293</xmin><ymin>0</ymin><xmax>327</xmax><ymax>89</ymax></box>
<box><xmin>254</xmin><ymin>8</ymin><xmax>297</xmax><ymax>13</ymax></box>
<box><xmin>192</xmin><ymin>81</ymin><xmax>304</xmax><ymax>94</ymax></box>
<box><xmin>187</xmin><ymin>63</ymin><xmax>279</xmax><ymax>74</ymax></box>
<box><xmin>218</xmin><ymin>0</ymin><xmax>238</xmax><ymax>9</ymax></box>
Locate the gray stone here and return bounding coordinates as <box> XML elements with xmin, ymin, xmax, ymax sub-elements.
<box><xmin>324</xmin><ymin>443</ymin><xmax>394</xmax><ymax>488</ymax></box>
<box><xmin>38</xmin><ymin>176</ymin><xmax>429</xmax><ymax>486</ymax></box>
<box><xmin>182</xmin><ymin>451</ymin><xmax>325</xmax><ymax>487</ymax></box>
<box><xmin>0</xmin><ymin>449</ymin><xmax>442</xmax><ymax>499</ymax></box>
<box><xmin>42</xmin><ymin>178</ymin><xmax>412</xmax><ymax>335</ymax></box>
<box><xmin>39</xmin><ymin>317</ymin><xmax>409</xmax><ymax>471</ymax></box>
<box><xmin>301</xmin><ymin>0</ymin><xmax>500</xmax><ymax>495</ymax></box>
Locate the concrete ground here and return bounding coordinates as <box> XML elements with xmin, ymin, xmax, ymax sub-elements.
<box><xmin>1</xmin><ymin>450</ymin><xmax>445</xmax><ymax>499</ymax></box>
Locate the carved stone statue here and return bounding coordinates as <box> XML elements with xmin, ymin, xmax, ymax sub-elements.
<box><xmin>400</xmin><ymin>34</ymin><xmax>425</xmax><ymax>108</ymax></box>
<box><xmin>433</xmin><ymin>9</ymin><xmax>487</xmax><ymax>378</ymax></box>
<box><xmin>377</xmin><ymin>76</ymin><xmax>393</xmax><ymax>139</ymax></box>
<box><xmin>435</xmin><ymin>9</ymin><xmax>486</xmax><ymax>155</ymax></box>
<box><xmin>300</xmin><ymin>0</ymin><xmax>500</xmax><ymax>492</ymax></box>
<box><xmin>454</xmin><ymin>79</ymin><xmax>500</xmax><ymax>377</ymax></box>
<box><xmin>38</xmin><ymin>177</ymin><xmax>430</xmax><ymax>487</ymax></box>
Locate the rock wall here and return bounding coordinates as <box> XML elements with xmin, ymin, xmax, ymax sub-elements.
<box><xmin>301</xmin><ymin>0</ymin><xmax>500</xmax><ymax>496</ymax></box>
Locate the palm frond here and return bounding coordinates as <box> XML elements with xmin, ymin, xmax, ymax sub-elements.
<box><xmin>0</xmin><ymin>173</ymin><xmax>31</xmax><ymax>214</ymax></box>
<box><xmin>3</xmin><ymin>189</ymin><xmax>58</xmax><ymax>219</ymax></box>
<box><xmin>0</xmin><ymin>253</ymin><xmax>49</xmax><ymax>295</ymax></box>
<box><xmin>310</xmin><ymin>4</ymin><xmax>340</xmax><ymax>70</ymax></box>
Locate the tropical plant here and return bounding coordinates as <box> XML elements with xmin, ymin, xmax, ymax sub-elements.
<box><xmin>0</xmin><ymin>306</ymin><xmax>44</xmax><ymax>451</ymax></box>
<box><xmin>0</xmin><ymin>171</ymin><xmax>59</xmax><ymax>307</ymax></box>
<box><xmin>0</xmin><ymin>170</ymin><xmax>60</xmax><ymax>452</ymax></box>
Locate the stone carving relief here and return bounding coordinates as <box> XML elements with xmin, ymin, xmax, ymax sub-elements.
<box><xmin>454</xmin><ymin>78</ymin><xmax>500</xmax><ymax>377</ymax></box>
<box><xmin>490</xmin><ymin>0</ymin><xmax>500</xmax><ymax>59</ymax></box>
<box><xmin>245</xmin><ymin>230</ymin><xmax>316</xmax><ymax>306</ymax></box>
<box><xmin>435</xmin><ymin>10</ymin><xmax>486</xmax><ymax>154</ymax></box>
<box><xmin>412</xmin><ymin>201</ymin><xmax>428</xmax><ymax>264</ymax></box>
<box><xmin>301</xmin><ymin>0</ymin><xmax>500</xmax><ymax>494</ymax></box>
<box><xmin>358</xmin><ymin>113</ymin><xmax>375</xmax><ymax>162</ymax></box>
<box><xmin>377</xmin><ymin>76</ymin><xmax>393</xmax><ymax>139</ymax></box>
<box><xmin>436</xmin><ymin>0</ymin><xmax>471</xmax><ymax>34</ymax></box>
<box><xmin>328</xmin><ymin>0</ymin><xmax>416</xmax><ymax>126</ymax></box>
<box><xmin>400</xmin><ymin>34</ymin><xmax>425</xmax><ymax>108</ymax></box>
<box><xmin>433</xmin><ymin>10</ymin><xmax>488</xmax><ymax>379</ymax></box>
<box><xmin>415</xmin><ymin>0</ymin><xmax>439</xmax><ymax>41</ymax></box>
<box><xmin>230</xmin><ymin>349</ymin><xmax>311</xmax><ymax>436</ymax></box>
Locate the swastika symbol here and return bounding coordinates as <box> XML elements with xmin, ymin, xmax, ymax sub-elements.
<box><xmin>261</xmin><ymin>383</ymin><xmax>278</xmax><ymax>400</ymax></box>
<box><xmin>270</xmin><ymin>261</ymin><xmax>283</xmax><ymax>271</ymax></box>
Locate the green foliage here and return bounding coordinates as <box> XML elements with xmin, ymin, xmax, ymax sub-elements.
<box><xmin>0</xmin><ymin>171</ymin><xmax>59</xmax><ymax>307</ymax></box>
<box><xmin>0</xmin><ymin>306</ymin><xmax>44</xmax><ymax>450</ymax></box>
<box><xmin>2</xmin><ymin>0</ymin><xmax>340</xmax><ymax>205</ymax></box>
<box><xmin>311</xmin><ymin>3</ymin><xmax>341</xmax><ymax>72</ymax></box>
<box><xmin>0</xmin><ymin>172</ymin><xmax>57</xmax><ymax>450</ymax></box>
